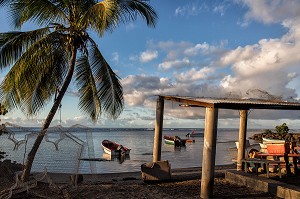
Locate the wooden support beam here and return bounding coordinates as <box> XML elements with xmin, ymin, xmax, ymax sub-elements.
<box><xmin>237</xmin><ymin>110</ymin><xmax>248</xmax><ymax>171</ymax></box>
<box><xmin>153</xmin><ymin>96</ymin><xmax>164</xmax><ymax>162</ymax></box>
<box><xmin>200</xmin><ymin>107</ymin><xmax>218</xmax><ymax>199</ymax></box>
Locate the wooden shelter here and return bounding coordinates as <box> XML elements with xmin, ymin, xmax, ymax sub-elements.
<box><xmin>152</xmin><ymin>95</ymin><xmax>300</xmax><ymax>198</ymax></box>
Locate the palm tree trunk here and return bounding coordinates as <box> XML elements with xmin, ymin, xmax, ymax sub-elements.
<box><xmin>21</xmin><ymin>45</ymin><xmax>78</xmax><ymax>182</ymax></box>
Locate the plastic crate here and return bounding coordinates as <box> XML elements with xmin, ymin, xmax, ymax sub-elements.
<box><xmin>266</xmin><ymin>143</ymin><xmax>289</xmax><ymax>154</ymax></box>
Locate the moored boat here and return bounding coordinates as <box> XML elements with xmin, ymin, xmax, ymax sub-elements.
<box><xmin>186</xmin><ymin>131</ymin><xmax>203</xmax><ymax>137</ymax></box>
<box><xmin>185</xmin><ymin>139</ymin><xmax>195</xmax><ymax>143</ymax></box>
<box><xmin>101</xmin><ymin>140</ymin><xmax>131</xmax><ymax>156</ymax></box>
<box><xmin>260</xmin><ymin>138</ymin><xmax>286</xmax><ymax>149</ymax></box>
<box><xmin>262</xmin><ymin>137</ymin><xmax>286</xmax><ymax>144</ymax></box>
<box><xmin>164</xmin><ymin>135</ymin><xmax>186</xmax><ymax>147</ymax></box>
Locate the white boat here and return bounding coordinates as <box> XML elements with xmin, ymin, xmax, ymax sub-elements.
<box><xmin>163</xmin><ymin>135</ymin><xmax>186</xmax><ymax>147</ymax></box>
<box><xmin>101</xmin><ymin>140</ymin><xmax>131</xmax><ymax>156</ymax></box>
<box><xmin>262</xmin><ymin>137</ymin><xmax>285</xmax><ymax>144</ymax></box>
<box><xmin>259</xmin><ymin>138</ymin><xmax>286</xmax><ymax>149</ymax></box>
<box><xmin>259</xmin><ymin>143</ymin><xmax>267</xmax><ymax>149</ymax></box>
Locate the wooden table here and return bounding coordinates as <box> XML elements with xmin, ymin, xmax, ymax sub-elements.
<box><xmin>241</xmin><ymin>158</ymin><xmax>282</xmax><ymax>178</ymax></box>
<box><xmin>257</xmin><ymin>153</ymin><xmax>300</xmax><ymax>176</ymax></box>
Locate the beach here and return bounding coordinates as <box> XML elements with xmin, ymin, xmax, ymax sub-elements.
<box><xmin>0</xmin><ymin>128</ymin><xmax>289</xmax><ymax>198</ymax></box>
<box><xmin>0</xmin><ymin>163</ymin><xmax>280</xmax><ymax>199</ymax></box>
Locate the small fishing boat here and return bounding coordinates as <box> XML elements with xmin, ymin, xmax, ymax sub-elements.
<box><xmin>186</xmin><ymin>131</ymin><xmax>203</xmax><ymax>137</ymax></box>
<box><xmin>185</xmin><ymin>139</ymin><xmax>195</xmax><ymax>143</ymax></box>
<box><xmin>260</xmin><ymin>138</ymin><xmax>286</xmax><ymax>149</ymax></box>
<box><xmin>262</xmin><ymin>137</ymin><xmax>286</xmax><ymax>144</ymax></box>
<box><xmin>164</xmin><ymin>135</ymin><xmax>186</xmax><ymax>147</ymax></box>
<box><xmin>101</xmin><ymin>140</ymin><xmax>131</xmax><ymax>156</ymax></box>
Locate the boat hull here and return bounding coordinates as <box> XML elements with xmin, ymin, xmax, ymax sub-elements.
<box><xmin>186</xmin><ymin>133</ymin><xmax>204</xmax><ymax>137</ymax></box>
<box><xmin>101</xmin><ymin>140</ymin><xmax>131</xmax><ymax>156</ymax></box>
<box><xmin>262</xmin><ymin>138</ymin><xmax>286</xmax><ymax>144</ymax></box>
<box><xmin>260</xmin><ymin>138</ymin><xmax>286</xmax><ymax>149</ymax></box>
<box><xmin>163</xmin><ymin>135</ymin><xmax>186</xmax><ymax>147</ymax></box>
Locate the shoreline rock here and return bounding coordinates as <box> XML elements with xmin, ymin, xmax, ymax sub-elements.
<box><xmin>249</xmin><ymin>132</ymin><xmax>300</xmax><ymax>144</ymax></box>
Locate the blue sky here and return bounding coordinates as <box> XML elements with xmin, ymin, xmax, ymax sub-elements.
<box><xmin>1</xmin><ymin>0</ymin><xmax>300</xmax><ymax>130</ymax></box>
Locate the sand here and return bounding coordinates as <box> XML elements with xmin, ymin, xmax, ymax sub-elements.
<box><xmin>0</xmin><ymin>164</ymin><xmax>279</xmax><ymax>199</ymax></box>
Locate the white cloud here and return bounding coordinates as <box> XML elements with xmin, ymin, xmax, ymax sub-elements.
<box><xmin>129</xmin><ymin>54</ymin><xmax>138</xmax><ymax>61</ymax></box>
<box><xmin>175</xmin><ymin>67</ymin><xmax>215</xmax><ymax>83</ymax></box>
<box><xmin>112</xmin><ymin>52</ymin><xmax>119</xmax><ymax>64</ymax></box>
<box><xmin>219</xmin><ymin>17</ymin><xmax>300</xmax><ymax>98</ymax></box>
<box><xmin>158</xmin><ymin>58</ymin><xmax>190</xmax><ymax>71</ymax></box>
<box><xmin>124</xmin><ymin>91</ymin><xmax>146</xmax><ymax>106</ymax></box>
<box><xmin>213</xmin><ymin>5</ymin><xmax>226</xmax><ymax>16</ymax></box>
<box><xmin>238</xmin><ymin>0</ymin><xmax>300</xmax><ymax>24</ymax></box>
<box><xmin>139</xmin><ymin>50</ymin><xmax>158</xmax><ymax>63</ymax></box>
<box><xmin>175</xmin><ymin>4</ymin><xmax>208</xmax><ymax>17</ymax></box>
<box><xmin>125</xmin><ymin>22</ymin><xmax>135</xmax><ymax>31</ymax></box>
<box><xmin>120</xmin><ymin>1</ymin><xmax>300</xmax><ymax>124</ymax></box>
<box><xmin>184</xmin><ymin>43</ymin><xmax>210</xmax><ymax>56</ymax></box>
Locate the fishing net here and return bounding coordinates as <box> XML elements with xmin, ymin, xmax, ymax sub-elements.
<box><xmin>0</xmin><ymin>122</ymin><xmax>96</xmax><ymax>174</ymax></box>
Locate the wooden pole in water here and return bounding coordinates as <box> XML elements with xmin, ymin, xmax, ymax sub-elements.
<box><xmin>153</xmin><ymin>96</ymin><xmax>164</xmax><ymax>162</ymax></box>
<box><xmin>200</xmin><ymin>107</ymin><xmax>218</xmax><ymax>199</ymax></box>
<box><xmin>237</xmin><ymin>110</ymin><xmax>248</xmax><ymax>171</ymax></box>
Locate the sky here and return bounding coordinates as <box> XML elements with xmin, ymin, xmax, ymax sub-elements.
<box><xmin>1</xmin><ymin>0</ymin><xmax>300</xmax><ymax>130</ymax></box>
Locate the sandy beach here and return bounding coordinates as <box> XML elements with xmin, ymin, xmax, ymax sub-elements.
<box><xmin>0</xmin><ymin>164</ymin><xmax>279</xmax><ymax>199</ymax></box>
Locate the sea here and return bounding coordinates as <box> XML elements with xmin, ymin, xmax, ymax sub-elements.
<box><xmin>0</xmin><ymin>127</ymin><xmax>263</xmax><ymax>174</ymax></box>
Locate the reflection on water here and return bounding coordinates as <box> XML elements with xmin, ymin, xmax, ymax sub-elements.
<box><xmin>0</xmin><ymin>128</ymin><xmax>261</xmax><ymax>174</ymax></box>
<box><xmin>101</xmin><ymin>153</ymin><xmax>130</xmax><ymax>164</ymax></box>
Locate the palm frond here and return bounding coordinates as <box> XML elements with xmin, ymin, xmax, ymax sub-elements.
<box><xmin>10</xmin><ymin>0</ymin><xmax>68</xmax><ymax>28</ymax></box>
<box><xmin>80</xmin><ymin>0</ymin><xmax>157</xmax><ymax>36</ymax></box>
<box><xmin>75</xmin><ymin>55</ymin><xmax>101</xmax><ymax>122</ymax></box>
<box><xmin>0</xmin><ymin>0</ymin><xmax>11</xmax><ymax>6</ymax></box>
<box><xmin>88</xmin><ymin>38</ymin><xmax>124</xmax><ymax>119</ymax></box>
<box><xmin>79</xmin><ymin>0</ymin><xmax>119</xmax><ymax>36</ymax></box>
<box><xmin>0</xmin><ymin>31</ymin><xmax>69</xmax><ymax>115</ymax></box>
<box><xmin>0</xmin><ymin>28</ymin><xmax>51</xmax><ymax>69</ymax></box>
<box><xmin>118</xmin><ymin>0</ymin><xmax>158</xmax><ymax>27</ymax></box>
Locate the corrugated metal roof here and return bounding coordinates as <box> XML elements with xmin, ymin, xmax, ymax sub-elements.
<box><xmin>162</xmin><ymin>95</ymin><xmax>300</xmax><ymax>110</ymax></box>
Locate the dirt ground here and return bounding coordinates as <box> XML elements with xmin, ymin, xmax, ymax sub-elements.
<box><xmin>0</xmin><ymin>163</ymin><xmax>280</xmax><ymax>199</ymax></box>
<box><xmin>8</xmin><ymin>177</ymin><xmax>275</xmax><ymax>199</ymax></box>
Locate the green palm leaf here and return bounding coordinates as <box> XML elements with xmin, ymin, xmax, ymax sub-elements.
<box><xmin>10</xmin><ymin>0</ymin><xmax>68</xmax><ymax>28</ymax></box>
<box><xmin>117</xmin><ymin>0</ymin><xmax>158</xmax><ymax>27</ymax></box>
<box><xmin>88</xmin><ymin>38</ymin><xmax>124</xmax><ymax>119</ymax></box>
<box><xmin>0</xmin><ymin>28</ymin><xmax>51</xmax><ymax>68</ymax></box>
<box><xmin>80</xmin><ymin>0</ymin><xmax>157</xmax><ymax>37</ymax></box>
<box><xmin>79</xmin><ymin>0</ymin><xmax>119</xmax><ymax>36</ymax></box>
<box><xmin>75</xmin><ymin>55</ymin><xmax>101</xmax><ymax>122</ymax></box>
<box><xmin>0</xmin><ymin>31</ymin><xmax>69</xmax><ymax>115</ymax></box>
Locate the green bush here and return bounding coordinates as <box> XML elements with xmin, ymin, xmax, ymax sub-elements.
<box><xmin>263</xmin><ymin>129</ymin><xmax>273</xmax><ymax>134</ymax></box>
<box><xmin>0</xmin><ymin>103</ymin><xmax>8</xmax><ymax>116</ymax></box>
<box><xmin>275</xmin><ymin>123</ymin><xmax>289</xmax><ymax>135</ymax></box>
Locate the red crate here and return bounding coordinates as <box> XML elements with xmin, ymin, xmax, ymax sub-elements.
<box><xmin>266</xmin><ymin>143</ymin><xmax>289</xmax><ymax>154</ymax></box>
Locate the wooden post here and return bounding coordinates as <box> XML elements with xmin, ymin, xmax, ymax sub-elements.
<box><xmin>200</xmin><ymin>107</ymin><xmax>218</xmax><ymax>199</ymax></box>
<box><xmin>153</xmin><ymin>96</ymin><xmax>164</xmax><ymax>162</ymax></box>
<box><xmin>237</xmin><ymin>110</ymin><xmax>248</xmax><ymax>171</ymax></box>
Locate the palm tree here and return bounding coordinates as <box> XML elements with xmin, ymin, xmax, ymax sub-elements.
<box><xmin>0</xmin><ymin>0</ymin><xmax>157</xmax><ymax>181</ymax></box>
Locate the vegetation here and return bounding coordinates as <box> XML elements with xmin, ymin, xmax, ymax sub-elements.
<box><xmin>262</xmin><ymin>123</ymin><xmax>289</xmax><ymax>135</ymax></box>
<box><xmin>251</xmin><ymin>123</ymin><xmax>298</xmax><ymax>142</ymax></box>
<box><xmin>0</xmin><ymin>0</ymin><xmax>157</xmax><ymax>181</ymax></box>
<box><xmin>275</xmin><ymin>122</ymin><xmax>289</xmax><ymax>134</ymax></box>
<box><xmin>0</xmin><ymin>102</ymin><xmax>7</xmax><ymax>135</ymax></box>
<box><xmin>263</xmin><ymin>129</ymin><xmax>273</xmax><ymax>134</ymax></box>
<box><xmin>0</xmin><ymin>103</ymin><xmax>8</xmax><ymax>160</ymax></box>
<box><xmin>0</xmin><ymin>103</ymin><xmax>7</xmax><ymax>117</ymax></box>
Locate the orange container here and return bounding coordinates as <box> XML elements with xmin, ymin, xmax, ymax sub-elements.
<box><xmin>266</xmin><ymin>143</ymin><xmax>289</xmax><ymax>154</ymax></box>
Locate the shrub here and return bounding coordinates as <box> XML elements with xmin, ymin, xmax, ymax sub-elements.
<box><xmin>275</xmin><ymin>123</ymin><xmax>289</xmax><ymax>135</ymax></box>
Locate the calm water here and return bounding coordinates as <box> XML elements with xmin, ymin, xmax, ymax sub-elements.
<box><xmin>0</xmin><ymin>128</ymin><xmax>261</xmax><ymax>174</ymax></box>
